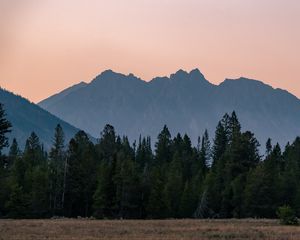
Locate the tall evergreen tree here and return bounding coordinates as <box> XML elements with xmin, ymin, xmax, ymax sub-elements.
<box><xmin>205</xmin><ymin>115</ymin><xmax>230</xmax><ymax>216</ymax></box>
<box><xmin>65</xmin><ymin>131</ymin><xmax>96</xmax><ymax>217</ymax></box>
<box><xmin>266</xmin><ymin>138</ymin><xmax>272</xmax><ymax>156</ymax></box>
<box><xmin>147</xmin><ymin>166</ymin><xmax>166</xmax><ymax>218</ymax></box>
<box><xmin>97</xmin><ymin>124</ymin><xmax>117</xmax><ymax>164</ymax></box>
<box><xmin>93</xmin><ymin>125</ymin><xmax>119</xmax><ymax>218</ymax></box>
<box><xmin>18</xmin><ymin>132</ymin><xmax>49</xmax><ymax>217</ymax></box>
<box><xmin>136</xmin><ymin>136</ymin><xmax>153</xmax><ymax>170</ymax></box>
<box><xmin>0</xmin><ymin>103</ymin><xmax>12</xmax><ymax>154</ymax></box>
<box><xmin>163</xmin><ymin>153</ymin><xmax>183</xmax><ymax>217</ymax></box>
<box><xmin>199</xmin><ymin>130</ymin><xmax>211</xmax><ymax>169</ymax></box>
<box><xmin>155</xmin><ymin>125</ymin><xmax>172</xmax><ymax>165</ymax></box>
<box><xmin>9</xmin><ymin>139</ymin><xmax>20</xmax><ymax>157</ymax></box>
<box><xmin>244</xmin><ymin>144</ymin><xmax>282</xmax><ymax>217</ymax></box>
<box><xmin>49</xmin><ymin>124</ymin><xmax>66</xmax><ymax>215</ymax></box>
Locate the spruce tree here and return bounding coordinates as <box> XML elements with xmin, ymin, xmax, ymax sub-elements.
<box><xmin>163</xmin><ymin>152</ymin><xmax>183</xmax><ymax>217</ymax></box>
<box><xmin>266</xmin><ymin>138</ymin><xmax>272</xmax><ymax>156</ymax></box>
<box><xmin>155</xmin><ymin>125</ymin><xmax>172</xmax><ymax>165</ymax></box>
<box><xmin>199</xmin><ymin>130</ymin><xmax>211</xmax><ymax>169</ymax></box>
<box><xmin>147</xmin><ymin>167</ymin><xmax>166</xmax><ymax>218</ymax></box>
<box><xmin>244</xmin><ymin>144</ymin><xmax>282</xmax><ymax>217</ymax></box>
<box><xmin>0</xmin><ymin>103</ymin><xmax>12</xmax><ymax>154</ymax></box>
<box><xmin>49</xmin><ymin>124</ymin><xmax>66</xmax><ymax>215</ymax></box>
<box><xmin>65</xmin><ymin>131</ymin><xmax>96</xmax><ymax>217</ymax></box>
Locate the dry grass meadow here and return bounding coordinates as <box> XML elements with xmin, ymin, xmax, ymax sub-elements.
<box><xmin>1</xmin><ymin>219</ymin><xmax>300</xmax><ymax>240</ymax></box>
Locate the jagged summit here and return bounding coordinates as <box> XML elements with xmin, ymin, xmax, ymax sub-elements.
<box><xmin>38</xmin><ymin>69</ymin><xmax>300</xmax><ymax>147</ymax></box>
<box><xmin>189</xmin><ymin>68</ymin><xmax>205</xmax><ymax>79</ymax></box>
<box><xmin>90</xmin><ymin>69</ymin><xmax>144</xmax><ymax>86</ymax></box>
<box><xmin>170</xmin><ymin>69</ymin><xmax>189</xmax><ymax>79</ymax></box>
<box><xmin>92</xmin><ymin>69</ymin><xmax>125</xmax><ymax>82</ymax></box>
<box><xmin>87</xmin><ymin>68</ymin><xmax>209</xmax><ymax>85</ymax></box>
<box><xmin>169</xmin><ymin>68</ymin><xmax>207</xmax><ymax>82</ymax></box>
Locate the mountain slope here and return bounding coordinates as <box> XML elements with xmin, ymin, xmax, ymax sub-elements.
<box><xmin>38</xmin><ymin>69</ymin><xmax>300</xmax><ymax>147</ymax></box>
<box><xmin>0</xmin><ymin>88</ymin><xmax>82</xmax><ymax>151</ymax></box>
<box><xmin>39</xmin><ymin>81</ymin><xmax>87</xmax><ymax>109</ymax></box>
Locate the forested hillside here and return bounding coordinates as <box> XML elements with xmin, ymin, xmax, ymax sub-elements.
<box><xmin>1</xmin><ymin>102</ymin><xmax>300</xmax><ymax>219</ymax></box>
<box><xmin>0</xmin><ymin>88</ymin><xmax>81</xmax><ymax>150</ymax></box>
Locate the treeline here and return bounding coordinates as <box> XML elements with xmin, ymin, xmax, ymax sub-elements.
<box><xmin>0</xmin><ymin>103</ymin><xmax>300</xmax><ymax>219</ymax></box>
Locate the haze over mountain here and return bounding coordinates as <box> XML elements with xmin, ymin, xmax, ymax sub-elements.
<box><xmin>0</xmin><ymin>88</ymin><xmax>82</xmax><ymax>151</ymax></box>
<box><xmin>39</xmin><ymin>69</ymin><xmax>300</xmax><ymax>147</ymax></box>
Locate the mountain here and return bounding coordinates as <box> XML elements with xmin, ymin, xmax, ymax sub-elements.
<box><xmin>0</xmin><ymin>88</ymin><xmax>82</xmax><ymax>151</ymax></box>
<box><xmin>38</xmin><ymin>69</ymin><xmax>300</xmax><ymax>147</ymax></box>
<box><xmin>39</xmin><ymin>81</ymin><xmax>87</xmax><ymax>109</ymax></box>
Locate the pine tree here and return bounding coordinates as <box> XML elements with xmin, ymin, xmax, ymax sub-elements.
<box><xmin>281</xmin><ymin>137</ymin><xmax>300</xmax><ymax>214</ymax></box>
<box><xmin>155</xmin><ymin>125</ymin><xmax>172</xmax><ymax>165</ymax></box>
<box><xmin>163</xmin><ymin>152</ymin><xmax>183</xmax><ymax>217</ymax></box>
<box><xmin>136</xmin><ymin>136</ymin><xmax>153</xmax><ymax>170</ymax></box>
<box><xmin>65</xmin><ymin>131</ymin><xmax>96</xmax><ymax>217</ymax></box>
<box><xmin>244</xmin><ymin>145</ymin><xmax>282</xmax><ymax>218</ymax></box>
<box><xmin>49</xmin><ymin>124</ymin><xmax>66</xmax><ymax>215</ymax></box>
<box><xmin>179</xmin><ymin>181</ymin><xmax>198</xmax><ymax>218</ymax></box>
<box><xmin>211</xmin><ymin>120</ymin><xmax>228</xmax><ymax>169</ymax></box>
<box><xmin>181</xmin><ymin>134</ymin><xmax>194</xmax><ymax>180</ymax></box>
<box><xmin>93</xmin><ymin>125</ymin><xmax>119</xmax><ymax>218</ymax></box>
<box><xmin>93</xmin><ymin>162</ymin><xmax>114</xmax><ymax>218</ymax></box>
<box><xmin>266</xmin><ymin>138</ymin><xmax>272</xmax><ymax>156</ymax></box>
<box><xmin>199</xmin><ymin>130</ymin><xmax>211</xmax><ymax>169</ymax></box>
<box><xmin>97</xmin><ymin>124</ymin><xmax>117</xmax><ymax>164</ymax></box>
<box><xmin>29</xmin><ymin>165</ymin><xmax>49</xmax><ymax>217</ymax></box>
<box><xmin>9</xmin><ymin>139</ymin><xmax>20</xmax><ymax>157</ymax></box>
<box><xmin>228</xmin><ymin>111</ymin><xmax>241</xmax><ymax>142</ymax></box>
<box><xmin>23</xmin><ymin>132</ymin><xmax>45</xmax><ymax>167</ymax></box>
<box><xmin>0</xmin><ymin>139</ymin><xmax>20</xmax><ymax>216</ymax></box>
<box><xmin>0</xmin><ymin>103</ymin><xmax>12</xmax><ymax>154</ymax></box>
<box><xmin>147</xmin><ymin>167</ymin><xmax>166</xmax><ymax>218</ymax></box>
<box><xmin>117</xmin><ymin>157</ymin><xmax>142</xmax><ymax>218</ymax></box>
<box><xmin>205</xmin><ymin>115</ymin><xmax>230</xmax><ymax>216</ymax></box>
<box><xmin>20</xmin><ymin>132</ymin><xmax>49</xmax><ymax>217</ymax></box>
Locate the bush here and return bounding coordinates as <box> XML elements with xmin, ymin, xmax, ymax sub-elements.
<box><xmin>277</xmin><ymin>205</ymin><xmax>298</xmax><ymax>225</ymax></box>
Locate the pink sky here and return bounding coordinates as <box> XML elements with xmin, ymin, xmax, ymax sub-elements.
<box><xmin>0</xmin><ymin>0</ymin><xmax>300</xmax><ymax>103</ymax></box>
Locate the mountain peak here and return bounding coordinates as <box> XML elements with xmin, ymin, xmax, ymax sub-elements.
<box><xmin>169</xmin><ymin>68</ymin><xmax>208</xmax><ymax>83</ymax></box>
<box><xmin>38</xmin><ymin>68</ymin><xmax>300</xmax><ymax>149</ymax></box>
<box><xmin>189</xmin><ymin>68</ymin><xmax>205</xmax><ymax>80</ymax></box>
<box><xmin>100</xmin><ymin>69</ymin><xmax>123</xmax><ymax>78</ymax></box>
<box><xmin>170</xmin><ymin>69</ymin><xmax>189</xmax><ymax>79</ymax></box>
<box><xmin>91</xmin><ymin>69</ymin><xmax>126</xmax><ymax>84</ymax></box>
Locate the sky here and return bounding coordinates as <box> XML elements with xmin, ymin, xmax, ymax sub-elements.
<box><xmin>0</xmin><ymin>0</ymin><xmax>300</xmax><ymax>103</ymax></box>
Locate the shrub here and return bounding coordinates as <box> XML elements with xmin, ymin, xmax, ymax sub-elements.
<box><xmin>277</xmin><ymin>205</ymin><xmax>298</xmax><ymax>225</ymax></box>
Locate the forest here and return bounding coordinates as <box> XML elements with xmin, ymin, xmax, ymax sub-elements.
<box><xmin>0</xmin><ymin>102</ymin><xmax>300</xmax><ymax>219</ymax></box>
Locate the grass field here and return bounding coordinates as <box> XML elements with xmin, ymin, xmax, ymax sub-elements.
<box><xmin>1</xmin><ymin>219</ymin><xmax>300</xmax><ymax>240</ymax></box>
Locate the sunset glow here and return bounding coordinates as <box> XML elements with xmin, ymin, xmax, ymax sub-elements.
<box><xmin>1</xmin><ymin>0</ymin><xmax>300</xmax><ymax>102</ymax></box>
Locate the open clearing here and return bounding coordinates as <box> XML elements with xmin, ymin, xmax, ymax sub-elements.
<box><xmin>1</xmin><ymin>219</ymin><xmax>300</xmax><ymax>240</ymax></box>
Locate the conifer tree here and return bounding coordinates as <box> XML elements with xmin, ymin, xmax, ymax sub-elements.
<box><xmin>163</xmin><ymin>152</ymin><xmax>183</xmax><ymax>217</ymax></box>
<box><xmin>9</xmin><ymin>139</ymin><xmax>20</xmax><ymax>158</ymax></box>
<box><xmin>155</xmin><ymin>125</ymin><xmax>172</xmax><ymax>165</ymax></box>
<box><xmin>199</xmin><ymin>130</ymin><xmax>211</xmax><ymax>169</ymax></box>
<box><xmin>49</xmin><ymin>124</ymin><xmax>66</xmax><ymax>215</ymax></box>
<box><xmin>244</xmin><ymin>144</ymin><xmax>282</xmax><ymax>217</ymax></box>
<box><xmin>0</xmin><ymin>103</ymin><xmax>12</xmax><ymax>154</ymax></box>
<box><xmin>266</xmin><ymin>138</ymin><xmax>272</xmax><ymax>156</ymax></box>
<box><xmin>147</xmin><ymin>167</ymin><xmax>166</xmax><ymax>218</ymax></box>
<box><xmin>65</xmin><ymin>131</ymin><xmax>96</xmax><ymax>217</ymax></box>
<box><xmin>93</xmin><ymin>162</ymin><xmax>113</xmax><ymax>218</ymax></box>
